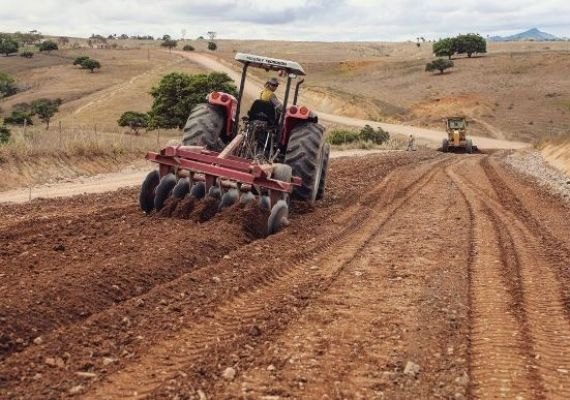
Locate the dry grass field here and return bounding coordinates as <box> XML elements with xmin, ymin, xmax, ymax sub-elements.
<box><xmin>0</xmin><ymin>46</ymin><xmax>206</xmax><ymax>189</ymax></box>
<box><xmin>210</xmin><ymin>39</ymin><xmax>570</xmax><ymax>143</ymax></box>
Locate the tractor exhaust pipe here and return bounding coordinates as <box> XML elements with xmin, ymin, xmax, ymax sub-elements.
<box><xmin>293</xmin><ymin>79</ymin><xmax>305</xmax><ymax>105</ymax></box>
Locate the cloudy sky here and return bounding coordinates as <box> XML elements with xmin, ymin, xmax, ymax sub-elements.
<box><xmin>1</xmin><ymin>0</ymin><xmax>568</xmax><ymax>41</ymax></box>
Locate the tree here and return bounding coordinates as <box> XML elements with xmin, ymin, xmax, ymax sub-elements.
<box><xmin>20</xmin><ymin>51</ymin><xmax>34</xmax><ymax>58</ymax></box>
<box><xmin>455</xmin><ymin>33</ymin><xmax>487</xmax><ymax>58</ymax></box>
<box><xmin>80</xmin><ymin>58</ymin><xmax>101</xmax><ymax>72</ymax></box>
<box><xmin>0</xmin><ymin>72</ymin><xmax>17</xmax><ymax>98</ymax></box>
<box><xmin>182</xmin><ymin>44</ymin><xmax>195</xmax><ymax>51</ymax></box>
<box><xmin>433</xmin><ymin>37</ymin><xmax>456</xmax><ymax>60</ymax></box>
<box><xmin>39</xmin><ymin>40</ymin><xmax>58</xmax><ymax>52</ymax></box>
<box><xmin>161</xmin><ymin>39</ymin><xmax>177</xmax><ymax>51</ymax></box>
<box><xmin>73</xmin><ymin>56</ymin><xmax>90</xmax><ymax>66</ymax></box>
<box><xmin>162</xmin><ymin>34</ymin><xmax>171</xmax><ymax>41</ymax></box>
<box><xmin>0</xmin><ymin>36</ymin><xmax>19</xmax><ymax>56</ymax></box>
<box><xmin>149</xmin><ymin>72</ymin><xmax>238</xmax><ymax>129</ymax></box>
<box><xmin>30</xmin><ymin>98</ymin><xmax>61</xmax><ymax>129</ymax></box>
<box><xmin>117</xmin><ymin>111</ymin><xmax>150</xmax><ymax>135</ymax></box>
<box><xmin>119</xmin><ymin>34</ymin><xmax>129</xmax><ymax>40</ymax></box>
<box><xmin>359</xmin><ymin>125</ymin><xmax>390</xmax><ymax>144</ymax></box>
<box><xmin>208</xmin><ymin>41</ymin><xmax>217</xmax><ymax>51</ymax></box>
<box><xmin>0</xmin><ymin>123</ymin><xmax>10</xmax><ymax>145</ymax></box>
<box><xmin>426</xmin><ymin>58</ymin><xmax>454</xmax><ymax>74</ymax></box>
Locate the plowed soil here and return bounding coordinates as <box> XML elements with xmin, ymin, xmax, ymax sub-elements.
<box><xmin>1</xmin><ymin>150</ymin><xmax>570</xmax><ymax>400</ymax></box>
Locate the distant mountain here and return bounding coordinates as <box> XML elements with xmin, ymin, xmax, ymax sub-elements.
<box><xmin>489</xmin><ymin>28</ymin><xmax>561</xmax><ymax>42</ymax></box>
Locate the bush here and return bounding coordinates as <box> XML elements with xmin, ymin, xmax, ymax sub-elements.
<box><xmin>326</xmin><ymin>129</ymin><xmax>360</xmax><ymax>145</ymax></box>
<box><xmin>0</xmin><ymin>36</ymin><xmax>19</xmax><ymax>56</ymax></box>
<box><xmin>38</xmin><ymin>40</ymin><xmax>58</xmax><ymax>52</ymax></box>
<box><xmin>0</xmin><ymin>124</ymin><xmax>10</xmax><ymax>144</ymax></box>
<box><xmin>161</xmin><ymin>39</ymin><xmax>177</xmax><ymax>51</ymax></box>
<box><xmin>149</xmin><ymin>71</ymin><xmax>238</xmax><ymax>129</ymax></box>
<box><xmin>20</xmin><ymin>51</ymin><xmax>34</xmax><ymax>58</ymax></box>
<box><xmin>73</xmin><ymin>56</ymin><xmax>90</xmax><ymax>66</ymax></box>
<box><xmin>326</xmin><ymin>125</ymin><xmax>390</xmax><ymax>145</ymax></box>
<box><xmin>4</xmin><ymin>110</ymin><xmax>33</xmax><ymax>126</ymax></box>
<box><xmin>359</xmin><ymin>124</ymin><xmax>390</xmax><ymax>144</ymax></box>
<box><xmin>80</xmin><ymin>58</ymin><xmax>101</xmax><ymax>72</ymax></box>
<box><xmin>182</xmin><ymin>44</ymin><xmax>195</xmax><ymax>51</ymax></box>
<box><xmin>426</xmin><ymin>58</ymin><xmax>454</xmax><ymax>74</ymax></box>
<box><xmin>208</xmin><ymin>41</ymin><xmax>217</xmax><ymax>51</ymax></box>
<box><xmin>0</xmin><ymin>72</ymin><xmax>17</xmax><ymax>98</ymax></box>
<box><xmin>117</xmin><ymin>111</ymin><xmax>149</xmax><ymax>134</ymax></box>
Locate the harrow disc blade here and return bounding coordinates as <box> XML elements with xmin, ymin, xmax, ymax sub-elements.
<box><xmin>190</xmin><ymin>182</ymin><xmax>206</xmax><ymax>199</ymax></box>
<box><xmin>154</xmin><ymin>173</ymin><xmax>177</xmax><ymax>211</ymax></box>
<box><xmin>219</xmin><ymin>189</ymin><xmax>239</xmax><ymax>210</ymax></box>
<box><xmin>268</xmin><ymin>200</ymin><xmax>289</xmax><ymax>235</ymax></box>
<box><xmin>139</xmin><ymin>170</ymin><xmax>159</xmax><ymax>213</ymax></box>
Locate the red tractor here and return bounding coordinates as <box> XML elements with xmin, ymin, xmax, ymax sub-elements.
<box><xmin>139</xmin><ymin>53</ymin><xmax>330</xmax><ymax>234</ymax></box>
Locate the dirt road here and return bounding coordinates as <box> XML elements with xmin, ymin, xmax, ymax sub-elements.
<box><xmin>177</xmin><ymin>51</ymin><xmax>529</xmax><ymax>151</ymax></box>
<box><xmin>1</xmin><ymin>150</ymin><xmax>569</xmax><ymax>399</ymax></box>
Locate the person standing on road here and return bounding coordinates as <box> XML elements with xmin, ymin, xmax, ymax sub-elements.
<box><xmin>407</xmin><ymin>134</ymin><xmax>416</xmax><ymax>151</ymax></box>
<box><xmin>260</xmin><ymin>78</ymin><xmax>283</xmax><ymax>112</ymax></box>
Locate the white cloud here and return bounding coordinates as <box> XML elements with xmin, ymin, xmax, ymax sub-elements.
<box><xmin>0</xmin><ymin>0</ymin><xmax>568</xmax><ymax>40</ymax></box>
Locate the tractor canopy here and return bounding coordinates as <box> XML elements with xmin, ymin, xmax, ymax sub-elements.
<box><xmin>235</xmin><ymin>53</ymin><xmax>306</xmax><ymax>76</ymax></box>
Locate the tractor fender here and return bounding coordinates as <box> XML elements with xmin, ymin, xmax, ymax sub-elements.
<box><xmin>207</xmin><ymin>91</ymin><xmax>237</xmax><ymax>136</ymax></box>
<box><xmin>281</xmin><ymin>105</ymin><xmax>318</xmax><ymax>146</ymax></box>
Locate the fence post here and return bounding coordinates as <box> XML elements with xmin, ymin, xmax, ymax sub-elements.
<box><xmin>157</xmin><ymin>129</ymin><xmax>160</xmax><ymax>146</ymax></box>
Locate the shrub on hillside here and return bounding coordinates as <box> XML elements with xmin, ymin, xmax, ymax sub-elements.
<box><xmin>0</xmin><ymin>124</ymin><xmax>10</xmax><ymax>144</ymax></box>
<box><xmin>0</xmin><ymin>36</ymin><xmax>19</xmax><ymax>56</ymax></box>
<box><xmin>161</xmin><ymin>39</ymin><xmax>177</xmax><ymax>51</ymax></box>
<box><xmin>80</xmin><ymin>58</ymin><xmax>101</xmax><ymax>72</ymax></box>
<box><xmin>118</xmin><ymin>111</ymin><xmax>149</xmax><ymax>134</ymax></box>
<box><xmin>149</xmin><ymin>71</ymin><xmax>238</xmax><ymax>129</ymax></box>
<box><xmin>0</xmin><ymin>72</ymin><xmax>17</xmax><ymax>98</ymax></box>
<box><xmin>426</xmin><ymin>58</ymin><xmax>454</xmax><ymax>74</ymax></box>
<box><xmin>73</xmin><ymin>56</ymin><xmax>90</xmax><ymax>66</ymax></box>
<box><xmin>359</xmin><ymin>124</ymin><xmax>390</xmax><ymax>144</ymax></box>
<box><xmin>4</xmin><ymin>110</ymin><xmax>33</xmax><ymax>126</ymax></box>
<box><xmin>182</xmin><ymin>44</ymin><xmax>195</xmax><ymax>51</ymax></box>
<box><xmin>38</xmin><ymin>40</ymin><xmax>58</xmax><ymax>52</ymax></box>
<box><xmin>20</xmin><ymin>51</ymin><xmax>34</xmax><ymax>58</ymax></box>
<box><xmin>208</xmin><ymin>41</ymin><xmax>217</xmax><ymax>51</ymax></box>
<box><xmin>326</xmin><ymin>125</ymin><xmax>390</xmax><ymax>145</ymax></box>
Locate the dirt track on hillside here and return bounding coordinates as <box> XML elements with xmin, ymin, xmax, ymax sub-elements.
<box><xmin>1</xmin><ymin>151</ymin><xmax>570</xmax><ymax>399</ymax></box>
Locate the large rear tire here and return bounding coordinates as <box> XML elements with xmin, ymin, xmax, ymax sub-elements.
<box><xmin>441</xmin><ymin>138</ymin><xmax>449</xmax><ymax>153</ymax></box>
<box><xmin>316</xmin><ymin>143</ymin><xmax>330</xmax><ymax>200</ymax></box>
<box><xmin>284</xmin><ymin>122</ymin><xmax>326</xmax><ymax>202</ymax></box>
<box><xmin>182</xmin><ymin>103</ymin><xmax>226</xmax><ymax>151</ymax></box>
<box><xmin>465</xmin><ymin>139</ymin><xmax>473</xmax><ymax>154</ymax></box>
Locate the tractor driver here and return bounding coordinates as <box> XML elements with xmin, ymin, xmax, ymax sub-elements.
<box><xmin>260</xmin><ymin>77</ymin><xmax>283</xmax><ymax>114</ymax></box>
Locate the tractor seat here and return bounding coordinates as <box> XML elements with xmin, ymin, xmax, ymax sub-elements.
<box><xmin>248</xmin><ymin>99</ymin><xmax>277</xmax><ymax>125</ymax></box>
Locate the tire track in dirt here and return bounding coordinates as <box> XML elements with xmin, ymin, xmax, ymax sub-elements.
<box><xmin>213</xmin><ymin>158</ymin><xmax>472</xmax><ymax>399</ymax></box>
<box><xmin>81</xmin><ymin>158</ymin><xmax>450</xmax><ymax>399</ymax></box>
<box><xmin>449</xmin><ymin>156</ymin><xmax>570</xmax><ymax>399</ymax></box>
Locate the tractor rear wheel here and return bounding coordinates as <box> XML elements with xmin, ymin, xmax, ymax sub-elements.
<box><xmin>284</xmin><ymin>122</ymin><xmax>326</xmax><ymax>202</ymax></box>
<box><xmin>182</xmin><ymin>104</ymin><xmax>226</xmax><ymax>151</ymax></box>
<box><xmin>316</xmin><ymin>143</ymin><xmax>330</xmax><ymax>200</ymax></box>
<box><xmin>442</xmin><ymin>138</ymin><xmax>449</xmax><ymax>153</ymax></box>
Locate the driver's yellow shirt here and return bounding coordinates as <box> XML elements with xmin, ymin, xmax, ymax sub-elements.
<box><xmin>260</xmin><ymin>88</ymin><xmax>274</xmax><ymax>102</ymax></box>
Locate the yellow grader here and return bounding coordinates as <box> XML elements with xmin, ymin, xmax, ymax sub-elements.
<box><xmin>441</xmin><ymin>117</ymin><xmax>475</xmax><ymax>154</ymax></box>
